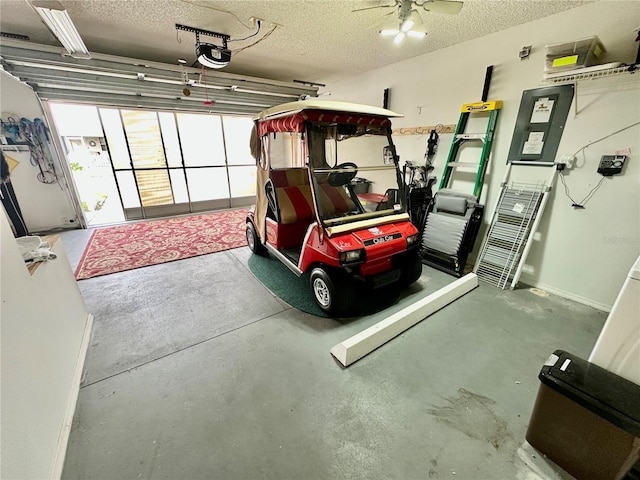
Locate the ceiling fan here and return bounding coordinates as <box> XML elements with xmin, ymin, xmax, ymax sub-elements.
<box><xmin>354</xmin><ymin>0</ymin><xmax>464</xmax><ymax>43</ymax></box>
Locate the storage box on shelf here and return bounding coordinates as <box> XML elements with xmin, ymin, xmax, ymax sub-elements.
<box><xmin>545</xmin><ymin>36</ymin><xmax>606</xmax><ymax>73</ymax></box>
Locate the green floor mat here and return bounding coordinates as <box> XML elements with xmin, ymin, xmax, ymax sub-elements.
<box><xmin>247</xmin><ymin>252</ymin><xmax>403</xmax><ymax>318</ymax></box>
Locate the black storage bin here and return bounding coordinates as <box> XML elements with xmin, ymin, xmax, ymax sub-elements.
<box><xmin>526</xmin><ymin>350</ymin><xmax>640</xmax><ymax>480</ymax></box>
<box><xmin>350</xmin><ymin>177</ymin><xmax>371</xmax><ymax>194</ymax></box>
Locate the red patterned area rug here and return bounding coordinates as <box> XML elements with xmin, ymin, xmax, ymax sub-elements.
<box><xmin>75</xmin><ymin>209</ymin><xmax>248</xmax><ymax>280</ymax></box>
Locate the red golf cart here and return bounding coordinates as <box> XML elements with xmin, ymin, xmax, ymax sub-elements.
<box><xmin>246</xmin><ymin>100</ymin><xmax>421</xmax><ymax>315</ymax></box>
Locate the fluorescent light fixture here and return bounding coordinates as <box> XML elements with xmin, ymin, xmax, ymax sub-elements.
<box><xmin>380</xmin><ymin>29</ymin><xmax>400</xmax><ymax>36</ymax></box>
<box><xmin>34</xmin><ymin>7</ymin><xmax>91</xmax><ymax>59</ymax></box>
<box><xmin>393</xmin><ymin>32</ymin><xmax>405</xmax><ymax>45</ymax></box>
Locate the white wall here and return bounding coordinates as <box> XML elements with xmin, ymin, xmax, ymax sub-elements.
<box><xmin>0</xmin><ymin>210</ymin><xmax>91</xmax><ymax>479</ymax></box>
<box><xmin>324</xmin><ymin>1</ymin><xmax>640</xmax><ymax>309</ymax></box>
<box><xmin>0</xmin><ymin>70</ymin><xmax>77</xmax><ymax>231</ymax></box>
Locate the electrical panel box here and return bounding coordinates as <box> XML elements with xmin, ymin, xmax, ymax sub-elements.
<box><xmin>598</xmin><ymin>155</ymin><xmax>627</xmax><ymax>176</ymax></box>
<box><xmin>507</xmin><ymin>85</ymin><xmax>575</xmax><ymax>164</ymax></box>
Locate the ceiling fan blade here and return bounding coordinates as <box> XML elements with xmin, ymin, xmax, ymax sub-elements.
<box><xmin>366</xmin><ymin>10</ymin><xmax>396</xmax><ymax>29</ymax></box>
<box><xmin>352</xmin><ymin>3</ymin><xmax>397</xmax><ymax>13</ymax></box>
<box><xmin>422</xmin><ymin>0</ymin><xmax>463</xmax><ymax>15</ymax></box>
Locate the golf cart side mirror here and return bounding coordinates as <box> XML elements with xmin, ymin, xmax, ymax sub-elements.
<box><xmin>383</xmin><ymin>146</ymin><xmax>394</xmax><ymax>165</ymax></box>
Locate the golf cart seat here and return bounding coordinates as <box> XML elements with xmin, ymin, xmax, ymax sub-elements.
<box><xmin>266</xmin><ymin>167</ymin><xmax>355</xmax><ymax>226</ymax></box>
<box><xmin>271</xmin><ymin>168</ymin><xmax>309</xmax><ymax>188</ymax></box>
<box><xmin>266</xmin><ymin>168</ymin><xmax>311</xmax><ymax>225</ymax></box>
<box><xmin>316</xmin><ymin>182</ymin><xmax>355</xmax><ymax>218</ymax></box>
<box><xmin>275</xmin><ymin>185</ymin><xmax>315</xmax><ymax>224</ymax></box>
<box><xmin>274</xmin><ymin>184</ymin><xmax>355</xmax><ymax>225</ymax></box>
<box><xmin>421</xmin><ymin>188</ymin><xmax>484</xmax><ymax>276</ymax></box>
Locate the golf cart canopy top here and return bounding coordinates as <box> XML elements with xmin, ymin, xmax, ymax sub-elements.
<box><xmin>254</xmin><ymin>100</ymin><xmax>403</xmax><ymax>136</ymax></box>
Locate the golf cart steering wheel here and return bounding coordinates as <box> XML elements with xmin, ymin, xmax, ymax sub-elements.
<box><xmin>328</xmin><ymin>162</ymin><xmax>358</xmax><ymax>187</ymax></box>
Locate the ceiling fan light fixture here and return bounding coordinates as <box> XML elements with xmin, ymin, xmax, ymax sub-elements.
<box><xmin>401</xmin><ymin>9</ymin><xmax>423</xmax><ymax>32</ymax></box>
<box><xmin>393</xmin><ymin>32</ymin><xmax>405</xmax><ymax>44</ymax></box>
<box><xmin>400</xmin><ymin>19</ymin><xmax>414</xmax><ymax>32</ymax></box>
<box><xmin>34</xmin><ymin>6</ymin><xmax>91</xmax><ymax>59</ymax></box>
<box><xmin>407</xmin><ymin>30</ymin><xmax>427</xmax><ymax>39</ymax></box>
<box><xmin>380</xmin><ymin>29</ymin><xmax>400</xmax><ymax>36</ymax></box>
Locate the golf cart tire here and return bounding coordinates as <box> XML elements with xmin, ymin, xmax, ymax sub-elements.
<box><xmin>401</xmin><ymin>257</ymin><xmax>422</xmax><ymax>286</ymax></box>
<box><xmin>310</xmin><ymin>267</ymin><xmax>354</xmax><ymax>316</ymax></box>
<box><xmin>246</xmin><ymin>221</ymin><xmax>266</xmax><ymax>255</ymax></box>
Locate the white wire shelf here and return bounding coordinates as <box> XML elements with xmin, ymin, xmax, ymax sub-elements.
<box><xmin>0</xmin><ymin>144</ymin><xmax>30</xmax><ymax>152</ymax></box>
<box><xmin>541</xmin><ymin>65</ymin><xmax>637</xmax><ymax>85</ymax></box>
<box><xmin>542</xmin><ymin>64</ymin><xmax>639</xmax><ymax>115</ymax></box>
<box><xmin>507</xmin><ymin>181</ymin><xmax>548</xmax><ymax>194</ymax></box>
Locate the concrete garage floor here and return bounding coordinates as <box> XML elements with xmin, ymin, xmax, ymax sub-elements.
<box><xmin>59</xmin><ymin>229</ymin><xmax>607</xmax><ymax>480</ymax></box>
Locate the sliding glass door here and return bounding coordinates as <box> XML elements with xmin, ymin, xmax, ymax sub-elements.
<box><xmin>223</xmin><ymin>116</ymin><xmax>258</xmax><ymax>200</ymax></box>
<box><xmin>49</xmin><ymin>103</ymin><xmax>256</xmax><ymax>225</ymax></box>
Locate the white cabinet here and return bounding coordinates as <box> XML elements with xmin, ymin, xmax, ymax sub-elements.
<box><xmin>1</xmin><ymin>211</ymin><xmax>92</xmax><ymax>480</ymax></box>
<box><xmin>589</xmin><ymin>256</ymin><xmax>640</xmax><ymax>386</ymax></box>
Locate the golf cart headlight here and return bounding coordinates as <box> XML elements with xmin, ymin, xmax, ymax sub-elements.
<box><xmin>406</xmin><ymin>233</ymin><xmax>419</xmax><ymax>246</ymax></box>
<box><xmin>339</xmin><ymin>249</ymin><xmax>365</xmax><ymax>264</ymax></box>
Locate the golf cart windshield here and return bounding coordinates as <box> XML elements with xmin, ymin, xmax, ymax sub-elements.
<box><xmin>307</xmin><ymin>123</ymin><xmax>404</xmax><ymax>226</ymax></box>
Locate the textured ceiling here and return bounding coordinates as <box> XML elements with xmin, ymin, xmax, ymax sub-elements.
<box><xmin>0</xmin><ymin>0</ymin><xmax>592</xmax><ymax>84</ymax></box>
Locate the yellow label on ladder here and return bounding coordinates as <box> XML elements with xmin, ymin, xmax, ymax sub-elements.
<box><xmin>461</xmin><ymin>101</ymin><xmax>503</xmax><ymax>113</ymax></box>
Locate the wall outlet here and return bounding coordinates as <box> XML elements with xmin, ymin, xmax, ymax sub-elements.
<box><xmin>558</xmin><ymin>154</ymin><xmax>575</xmax><ymax>169</ymax></box>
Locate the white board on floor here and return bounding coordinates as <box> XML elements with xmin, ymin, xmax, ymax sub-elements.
<box><xmin>331</xmin><ymin>273</ymin><xmax>478</xmax><ymax>367</ymax></box>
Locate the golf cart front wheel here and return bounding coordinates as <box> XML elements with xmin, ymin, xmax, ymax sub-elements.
<box><xmin>401</xmin><ymin>256</ymin><xmax>422</xmax><ymax>286</ymax></box>
<box><xmin>246</xmin><ymin>221</ymin><xmax>266</xmax><ymax>255</ymax></box>
<box><xmin>309</xmin><ymin>267</ymin><xmax>354</xmax><ymax>316</ymax></box>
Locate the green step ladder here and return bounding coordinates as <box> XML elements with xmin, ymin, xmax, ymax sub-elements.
<box><xmin>420</xmin><ymin>100</ymin><xmax>503</xmax><ymax>277</ymax></box>
<box><xmin>439</xmin><ymin>100</ymin><xmax>503</xmax><ymax>198</ymax></box>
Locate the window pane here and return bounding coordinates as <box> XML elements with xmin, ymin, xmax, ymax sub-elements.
<box><xmin>177</xmin><ymin>113</ymin><xmax>225</xmax><ymax>167</ymax></box>
<box><xmin>169</xmin><ymin>169</ymin><xmax>189</xmax><ymax>203</ymax></box>
<box><xmin>49</xmin><ymin>103</ymin><xmax>102</xmax><ymax>137</ymax></box>
<box><xmin>228</xmin><ymin>166</ymin><xmax>256</xmax><ymax>197</ymax></box>
<box><xmin>186</xmin><ymin>167</ymin><xmax>229</xmax><ymax>201</ymax></box>
<box><xmin>269</xmin><ymin>133</ymin><xmax>304</xmax><ymax>168</ymax></box>
<box><xmin>121</xmin><ymin>110</ymin><xmax>167</xmax><ymax>169</ymax></box>
<box><xmin>100</xmin><ymin>108</ymin><xmax>131</xmax><ymax>170</ymax></box>
<box><xmin>115</xmin><ymin>171</ymin><xmax>140</xmax><ymax>208</ymax></box>
<box><xmin>135</xmin><ymin>170</ymin><xmax>173</xmax><ymax>206</ymax></box>
<box><xmin>222</xmin><ymin>116</ymin><xmax>254</xmax><ymax>165</ymax></box>
<box><xmin>158</xmin><ymin>112</ymin><xmax>183</xmax><ymax>168</ymax></box>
